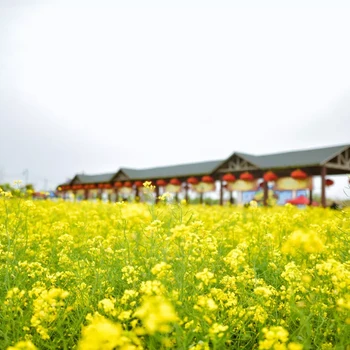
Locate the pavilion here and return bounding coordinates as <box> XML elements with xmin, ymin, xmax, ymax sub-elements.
<box><xmin>57</xmin><ymin>144</ymin><xmax>350</xmax><ymax>207</ymax></box>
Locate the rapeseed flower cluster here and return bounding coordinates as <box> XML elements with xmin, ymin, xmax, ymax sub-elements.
<box><xmin>134</xmin><ymin>296</ymin><xmax>178</xmax><ymax>334</ymax></box>
<box><xmin>78</xmin><ymin>313</ymin><xmax>140</xmax><ymax>350</ymax></box>
<box><xmin>1</xmin><ymin>196</ymin><xmax>350</xmax><ymax>349</ymax></box>
<box><xmin>30</xmin><ymin>288</ymin><xmax>69</xmax><ymax>339</ymax></box>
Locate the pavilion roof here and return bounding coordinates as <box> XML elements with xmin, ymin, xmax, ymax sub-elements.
<box><xmin>235</xmin><ymin>144</ymin><xmax>349</xmax><ymax>169</ymax></box>
<box><xmin>72</xmin><ymin>173</ymin><xmax>116</xmax><ymax>184</ymax></box>
<box><xmin>119</xmin><ymin>159</ymin><xmax>224</xmax><ymax>180</ymax></box>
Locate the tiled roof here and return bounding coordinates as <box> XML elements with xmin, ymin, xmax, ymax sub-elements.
<box><xmin>119</xmin><ymin>159</ymin><xmax>224</xmax><ymax>180</ymax></box>
<box><xmin>236</xmin><ymin>144</ymin><xmax>349</xmax><ymax>169</ymax></box>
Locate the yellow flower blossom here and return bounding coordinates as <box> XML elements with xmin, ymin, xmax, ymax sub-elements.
<box><xmin>151</xmin><ymin>262</ymin><xmax>172</xmax><ymax>279</ymax></box>
<box><xmin>195</xmin><ymin>268</ymin><xmax>216</xmax><ymax>286</ymax></box>
<box><xmin>7</xmin><ymin>340</ymin><xmax>37</xmax><ymax>350</ymax></box>
<box><xmin>78</xmin><ymin>313</ymin><xmax>132</xmax><ymax>350</ymax></box>
<box><xmin>282</xmin><ymin>230</ymin><xmax>324</xmax><ymax>255</ymax></box>
<box><xmin>134</xmin><ymin>296</ymin><xmax>178</xmax><ymax>334</ymax></box>
<box><xmin>98</xmin><ymin>298</ymin><xmax>116</xmax><ymax>316</ymax></box>
<box><xmin>259</xmin><ymin>326</ymin><xmax>289</xmax><ymax>349</ymax></box>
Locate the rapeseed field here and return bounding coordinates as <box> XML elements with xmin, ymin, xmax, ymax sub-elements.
<box><xmin>1</xmin><ymin>191</ymin><xmax>350</xmax><ymax>349</ymax></box>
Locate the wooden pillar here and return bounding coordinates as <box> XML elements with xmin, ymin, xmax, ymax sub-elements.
<box><xmin>175</xmin><ymin>193</ymin><xmax>179</xmax><ymax>203</ymax></box>
<box><xmin>321</xmin><ymin>166</ymin><xmax>327</xmax><ymax>208</ymax></box>
<box><xmin>114</xmin><ymin>188</ymin><xmax>119</xmax><ymax>202</ymax></box>
<box><xmin>200</xmin><ymin>192</ymin><xmax>203</xmax><ymax>204</ymax></box>
<box><xmin>135</xmin><ymin>187</ymin><xmax>139</xmax><ymax>202</ymax></box>
<box><xmin>84</xmin><ymin>189</ymin><xmax>89</xmax><ymax>201</ymax></box>
<box><xmin>308</xmin><ymin>188</ymin><xmax>313</xmax><ymax>206</ymax></box>
<box><xmin>229</xmin><ymin>191</ymin><xmax>234</xmax><ymax>204</ymax></box>
<box><xmin>263</xmin><ymin>181</ymin><xmax>268</xmax><ymax>207</ymax></box>
<box><xmin>97</xmin><ymin>188</ymin><xmax>102</xmax><ymax>200</ymax></box>
<box><xmin>219</xmin><ymin>179</ymin><xmax>224</xmax><ymax>205</ymax></box>
<box><xmin>184</xmin><ymin>184</ymin><xmax>189</xmax><ymax>203</ymax></box>
<box><xmin>155</xmin><ymin>185</ymin><xmax>160</xmax><ymax>204</ymax></box>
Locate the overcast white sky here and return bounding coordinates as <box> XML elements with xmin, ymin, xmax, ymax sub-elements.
<box><xmin>0</xmin><ymin>0</ymin><xmax>349</xmax><ymax>199</ymax></box>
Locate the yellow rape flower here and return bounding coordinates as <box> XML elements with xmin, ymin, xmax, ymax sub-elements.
<box><xmin>78</xmin><ymin>313</ymin><xmax>130</xmax><ymax>350</ymax></box>
<box><xmin>209</xmin><ymin>323</ymin><xmax>228</xmax><ymax>338</ymax></box>
<box><xmin>98</xmin><ymin>298</ymin><xmax>116</xmax><ymax>316</ymax></box>
<box><xmin>288</xmin><ymin>343</ymin><xmax>303</xmax><ymax>350</ymax></box>
<box><xmin>282</xmin><ymin>230</ymin><xmax>324</xmax><ymax>255</ymax></box>
<box><xmin>151</xmin><ymin>262</ymin><xmax>172</xmax><ymax>279</ymax></box>
<box><xmin>134</xmin><ymin>296</ymin><xmax>178</xmax><ymax>334</ymax></box>
<box><xmin>195</xmin><ymin>268</ymin><xmax>216</xmax><ymax>286</ymax></box>
<box><xmin>7</xmin><ymin>340</ymin><xmax>37</xmax><ymax>350</ymax></box>
<box><xmin>259</xmin><ymin>326</ymin><xmax>289</xmax><ymax>349</ymax></box>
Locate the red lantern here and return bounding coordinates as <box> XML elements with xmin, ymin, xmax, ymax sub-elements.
<box><xmin>325</xmin><ymin>179</ymin><xmax>334</xmax><ymax>187</ymax></box>
<box><xmin>240</xmin><ymin>172</ymin><xmax>254</xmax><ymax>181</ymax></box>
<box><xmin>187</xmin><ymin>177</ymin><xmax>199</xmax><ymax>185</ymax></box>
<box><xmin>104</xmin><ymin>184</ymin><xmax>112</xmax><ymax>189</ymax></box>
<box><xmin>263</xmin><ymin>171</ymin><xmax>278</xmax><ymax>182</ymax></box>
<box><xmin>114</xmin><ymin>181</ymin><xmax>123</xmax><ymax>188</ymax></box>
<box><xmin>291</xmin><ymin>169</ymin><xmax>307</xmax><ymax>180</ymax></box>
<box><xmin>134</xmin><ymin>181</ymin><xmax>143</xmax><ymax>188</ymax></box>
<box><xmin>286</xmin><ymin>195</ymin><xmax>310</xmax><ymax>205</ymax></box>
<box><xmin>222</xmin><ymin>173</ymin><xmax>236</xmax><ymax>182</ymax></box>
<box><xmin>156</xmin><ymin>179</ymin><xmax>167</xmax><ymax>186</ymax></box>
<box><xmin>202</xmin><ymin>175</ymin><xmax>214</xmax><ymax>183</ymax></box>
<box><xmin>124</xmin><ymin>181</ymin><xmax>133</xmax><ymax>188</ymax></box>
<box><xmin>170</xmin><ymin>178</ymin><xmax>181</xmax><ymax>186</ymax></box>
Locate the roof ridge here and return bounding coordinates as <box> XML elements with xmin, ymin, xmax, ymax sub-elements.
<box><xmin>255</xmin><ymin>143</ymin><xmax>349</xmax><ymax>158</ymax></box>
<box><xmin>78</xmin><ymin>172</ymin><xmax>116</xmax><ymax>176</ymax></box>
<box><xmin>122</xmin><ymin>159</ymin><xmax>224</xmax><ymax>171</ymax></box>
<box><xmin>120</xmin><ymin>167</ymin><xmax>138</xmax><ymax>171</ymax></box>
<box><xmin>235</xmin><ymin>151</ymin><xmax>258</xmax><ymax>157</ymax></box>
